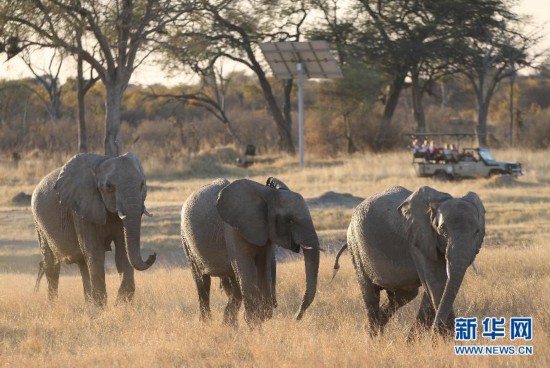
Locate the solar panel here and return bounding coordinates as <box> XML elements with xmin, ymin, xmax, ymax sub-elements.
<box><xmin>259</xmin><ymin>41</ymin><xmax>343</xmax><ymax>79</ymax></box>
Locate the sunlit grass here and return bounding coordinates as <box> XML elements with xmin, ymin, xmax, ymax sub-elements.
<box><xmin>1</xmin><ymin>148</ymin><xmax>550</xmax><ymax>366</ymax></box>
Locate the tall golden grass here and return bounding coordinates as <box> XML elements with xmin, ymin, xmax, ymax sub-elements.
<box><xmin>1</xmin><ymin>149</ymin><xmax>549</xmax><ymax>367</ymax></box>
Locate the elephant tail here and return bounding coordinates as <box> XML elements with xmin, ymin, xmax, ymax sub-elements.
<box><xmin>331</xmin><ymin>243</ymin><xmax>348</xmax><ymax>280</ymax></box>
<box><xmin>34</xmin><ymin>260</ymin><xmax>45</xmax><ymax>292</ymax></box>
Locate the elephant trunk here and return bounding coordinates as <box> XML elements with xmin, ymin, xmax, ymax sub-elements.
<box><xmin>122</xmin><ymin>215</ymin><xmax>156</xmax><ymax>271</ymax></box>
<box><xmin>433</xmin><ymin>261</ymin><xmax>468</xmax><ymax>331</ymax></box>
<box><xmin>295</xmin><ymin>244</ymin><xmax>319</xmax><ymax>320</ymax></box>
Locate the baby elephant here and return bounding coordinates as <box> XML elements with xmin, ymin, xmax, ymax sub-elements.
<box><xmin>32</xmin><ymin>152</ymin><xmax>156</xmax><ymax>306</ymax></box>
<box><xmin>334</xmin><ymin>186</ymin><xmax>485</xmax><ymax>336</ymax></box>
<box><xmin>181</xmin><ymin>177</ymin><xmax>320</xmax><ymax>327</ymax></box>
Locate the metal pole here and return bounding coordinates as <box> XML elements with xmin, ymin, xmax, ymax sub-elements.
<box><xmin>297</xmin><ymin>62</ymin><xmax>304</xmax><ymax>169</ymax></box>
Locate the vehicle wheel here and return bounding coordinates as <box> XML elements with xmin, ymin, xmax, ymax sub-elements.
<box><xmin>488</xmin><ymin>169</ymin><xmax>503</xmax><ymax>178</ymax></box>
<box><xmin>434</xmin><ymin>171</ymin><xmax>451</xmax><ymax>181</ymax></box>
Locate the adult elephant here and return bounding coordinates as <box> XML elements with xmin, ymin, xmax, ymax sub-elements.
<box><xmin>32</xmin><ymin>152</ymin><xmax>156</xmax><ymax>306</ymax></box>
<box><xmin>334</xmin><ymin>186</ymin><xmax>485</xmax><ymax>336</ymax></box>
<box><xmin>181</xmin><ymin>177</ymin><xmax>320</xmax><ymax>327</ymax></box>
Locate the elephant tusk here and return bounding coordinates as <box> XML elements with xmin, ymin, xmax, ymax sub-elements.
<box><xmin>118</xmin><ymin>211</ymin><xmax>127</xmax><ymax>220</ymax></box>
<box><xmin>446</xmin><ymin>262</ymin><xmax>450</xmax><ymax>279</ymax></box>
<box><xmin>143</xmin><ymin>208</ymin><xmax>153</xmax><ymax>217</ymax></box>
<box><xmin>472</xmin><ymin>261</ymin><xmax>480</xmax><ymax>275</ymax></box>
<box><xmin>300</xmin><ymin>245</ymin><xmax>313</xmax><ymax>250</ymax></box>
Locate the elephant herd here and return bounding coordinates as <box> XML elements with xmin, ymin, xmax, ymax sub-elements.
<box><xmin>31</xmin><ymin>152</ymin><xmax>485</xmax><ymax>336</ymax></box>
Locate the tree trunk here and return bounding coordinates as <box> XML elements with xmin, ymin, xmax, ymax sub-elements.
<box><xmin>375</xmin><ymin>72</ymin><xmax>407</xmax><ymax>150</ymax></box>
<box><xmin>344</xmin><ymin>114</ymin><xmax>359</xmax><ymax>154</ymax></box>
<box><xmin>411</xmin><ymin>74</ymin><xmax>427</xmax><ymax>133</ymax></box>
<box><xmin>255</xmin><ymin>69</ymin><xmax>295</xmax><ymax>154</ymax></box>
<box><xmin>477</xmin><ymin>101</ymin><xmax>489</xmax><ymax>147</ymax></box>
<box><xmin>77</xmin><ymin>55</ymin><xmax>87</xmax><ymax>153</ymax></box>
<box><xmin>104</xmin><ymin>82</ymin><xmax>123</xmax><ymax>156</ymax></box>
<box><xmin>51</xmin><ymin>87</ymin><xmax>62</xmax><ymax>120</ymax></box>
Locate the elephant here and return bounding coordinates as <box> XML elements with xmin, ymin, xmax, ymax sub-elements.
<box><xmin>333</xmin><ymin>186</ymin><xmax>485</xmax><ymax>336</ymax></box>
<box><xmin>180</xmin><ymin>177</ymin><xmax>320</xmax><ymax>327</ymax></box>
<box><xmin>31</xmin><ymin>152</ymin><xmax>156</xmax><ymax>306</ymax></box>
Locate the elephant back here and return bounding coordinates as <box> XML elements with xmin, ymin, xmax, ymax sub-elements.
<box><xmin>181</xmin><ymin>178</ymin><xmax>231</xmax><ymax>275</ymax></box>
<box><xmin>347</xmin><ymin>186</ymin><xmax>417</xmax><ymax>288</ymax></box>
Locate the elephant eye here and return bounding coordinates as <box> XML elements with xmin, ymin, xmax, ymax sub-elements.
<box><xmin>105</xmin><ymin>182</ymin><xmax>115</xmax><ymax>192</ymax></box>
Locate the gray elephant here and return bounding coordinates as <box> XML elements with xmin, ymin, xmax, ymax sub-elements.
<box><xmin>334</xmin><ymin>186</ymin><xmax>485</xmax><ymax>336</ymax></box>
<box><xmin>181</xmin><ymin>177</ymin><xmax>320</xmax><ymax>327</ymax></box>
<box><xmin>32</xmin><ymin>152</ymin><xmax>156</xmax><ymax>306</ymax></box>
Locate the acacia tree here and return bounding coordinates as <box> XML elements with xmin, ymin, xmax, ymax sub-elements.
<box><xmin>450</xmin><ymin>13</ymin><xmax>540</xmax><ymax>146</ymax></box>
<box><xmin>164</xmin><ymin>0</ymin><xmax>310</xmax><ymax>154</ymax></box>
<box><xmin>151</xmin><ymin>54</ymin><xmax>245</xmax><ymax>148</ymax></box>
<box><xmin>19</xmin><ymin>49</ymin><xmax>64</xmax><ymax>120</ymax></box>
<box><xmin>350</xmin><ymin>0</ymin><xmax>537</xmax><ymax>149</ymax></box>
<box><xmin>1</xmin><ymin>0</ymin><xmax>196</xmax><ymax>156</ymax></box>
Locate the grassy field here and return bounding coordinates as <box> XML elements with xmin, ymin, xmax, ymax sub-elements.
<box><xmin>1</xmin><ymin>149</ymin><xmax>549</xmax><ymax>367</ymax></box>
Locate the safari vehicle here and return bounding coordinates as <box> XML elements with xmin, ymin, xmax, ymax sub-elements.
<box><xmin>410</xmin><ymin>133</ymin><xmax>523</xmax><ymax>180</ymax></box>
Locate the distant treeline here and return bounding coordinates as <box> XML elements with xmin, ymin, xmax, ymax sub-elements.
<box><xmin>1</xmin><ymin>0</ymin><xmax>547</xmax><ymax>158</ymax></box>
<box><xmin>1</xmin><ymin>69</ymin><xmax>549</xmax><ymax>160</ymax></box>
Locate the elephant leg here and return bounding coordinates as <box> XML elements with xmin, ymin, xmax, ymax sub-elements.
<box><xmin>45</xmin><ymin>259</ymin><xmax>61</xmax><ymax>302</ymax></box>
<box><xmin>72</xmin><ymin>218</ymin><xmax>107</xmax><ymax>307</ymax></box>
<box><xmin>415</xmin><ymin>290</ymin><xmax>436</xmax><ymax>329</ymax></box>
<box><xmin>114</xmin><ymin>238</ymin><xmax>135</xmax><ymax>303</ymax></box>
<box><xmin>34</xmin><ymin>260</ymin><xmax>45</xmax><ymax>293</ymax></box>
<box><xmin>234</xmin><ymin>253</ymin><xmax>262</xmax><ymax>328</ymax></box>
<box><xmin>271</xmin><ymin>249</ymin><xmax>277</xmax><ymax>309</ymax></box>
<box><xmin>77</xmin><ymin>260</ymin><xmax>92</xmax><ymax>302</ymax></box>
<box><xmin>378</xmin><ymin>288</ymin><xmax>419</xmax><ymax>333</ymax></box>
<box><xmin>36</xmin><ymin>229</ymin><xmax>60</xmax><ymax>300</ymax></box>
<box><xmin>190</xmin><ymin>260</ymin><xmax>211</xmax><ymax>321</ymax></box>
<box><xmin>256</xmin><ymin>244</ymin><xmax>274</xmax><ymax>322</ymax></box>
<box><xmin>351</xmin><ymin>252</ymin><xmax>382</xmax><ymax>335</ymax></box>
<box><xmin>221</xmin><ymin>275</ymin><xmax>242</xmax><ymax>327</ymax></box>
<box><xmin>424</xmin><ymin>262</ymin><xmax>455</xmax><ymax>335</ymax></box>
<box><xmin>85</xmin><ymin>253</ymin><xmax>107</xmax><ymax>307</ymax></box>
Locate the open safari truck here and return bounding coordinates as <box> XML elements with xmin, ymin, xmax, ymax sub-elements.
<box><xmin>409</xmin><ymin>133</ymin><xmax>523</xmax><ymax>180</ymax></box>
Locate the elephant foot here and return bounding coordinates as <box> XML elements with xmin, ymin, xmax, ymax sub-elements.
<box><xmin>90</xmin><ymin>293</ymin><xmax>107</xmax><ymax>308</ymax></box>
<box><xmin>430</xmin><ymin>322</ymin><xmax>454</xmax><ymax>340</ymax></box>
<box><xmin>199</xmin><ymin>311</ymin><xmax>213</xmax><ymax>324</ymax></box>
<box><xmin>223</xmin><ymin>314</ymin><xmax>238</xmax><ymax>328</ymax></box>
<box><xmin>407</xmin><ymin>320</ymin><xmax>433</xmax><ymax>342</ymax></box>
<box><xmin>115</xmin><ymin>291</ymin><xmax>135</xmax><ymax>305</ymax></box>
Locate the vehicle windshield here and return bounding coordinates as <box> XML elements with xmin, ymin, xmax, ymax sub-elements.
<box><xmin>478</xmin><ymin>149</ymin><xmax>495</xmax><ymax>162</ymax></box>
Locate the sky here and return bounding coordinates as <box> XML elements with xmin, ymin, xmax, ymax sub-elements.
<box><xmin>1</xmin><ymin>0</ymin><xmax>549</xmax><ymax>86</ymax></box>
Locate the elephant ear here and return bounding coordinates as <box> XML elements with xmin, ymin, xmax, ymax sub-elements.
<box><xmin>398</xmin><ymin>186</ymin><xmax>452</xmax><ymax>261</ymax></box>
<box><xmin>462</xmin><ymin>192</ymin><xmax>486</xmax><ymax>246</ymax></box>
<box><xmin>266</xmin><ymin>177</ymin><xmax>290</xmax><ymax>190</ymax></box>
<box><xmin>123</xmin><ymin>152</ymin><xmax>145</xmax><ymax>176</ymax></box>
<box><xmin>217</xmin><ymin>179</ymin><xmax>268</xmax><ymax>246</ymax></box>
<box><xmin>55</xmin><ymin>153</ymin><xmax>108</xmax><ymax>225</ymax></box>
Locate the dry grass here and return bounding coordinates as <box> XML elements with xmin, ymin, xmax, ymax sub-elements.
<box><xmin>1</xmin><ymin>148</ymin><xmax>550</xmax><ymax>367</ymax></box>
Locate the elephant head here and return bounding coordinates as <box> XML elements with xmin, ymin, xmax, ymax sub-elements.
<box><xmin>54</xmin><ymin>152</ymin><xmax>156</xmax><ymax>271</ymax></box>
<box><xmin>216</xmin><ymin>178</ymin><xmax>320</xmax><ymax>320</ymax></box>
<box><xmin>399</xmin><ymin>186</ymin><xmax>485</xmax><ymax>331</ymax></box>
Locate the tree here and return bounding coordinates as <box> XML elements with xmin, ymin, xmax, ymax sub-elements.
<box><xmin>449</xmin><ymin>7</ymin><xmax>541</xmax><ymax>146</ymax></box>
<box><xmin>18</xmin><ymin>48</ymin><xmax>64</xmax><ymax>120</ymax></box>
<box><xmin>76</xmin><ymin>52</ymin><xmax>99</xmax><ymax>152</ymax></box>
<box><xmin>163</xmin><ymin>0</ymin><xmax>310</xmax><ymax>154</ymax></box>
<box><xmin>349</xmin><ymin>0</ymin><xmax>538</xmax><ymax>149</ymax></box>
<box><xmin>150</xmin><ymin>63</ymin><xmax>245</xmax><ymax>148</ymax></box>
<box><xmin>1</xmin><ymin>0</ymin><xmax>196</xmax><ymax>156</ymax></box>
